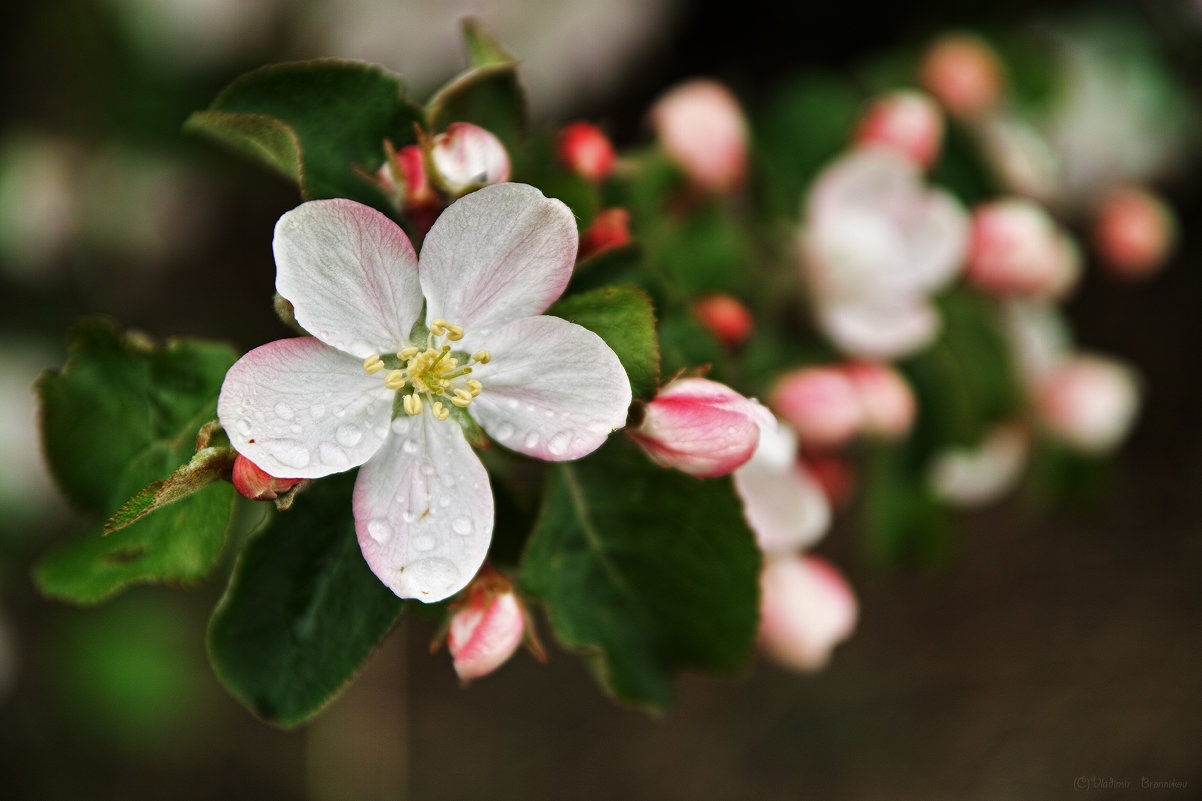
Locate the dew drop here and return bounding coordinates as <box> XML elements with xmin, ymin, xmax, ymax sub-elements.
<box><xmin>236</xmin><ymin>419</ymin><xmax>252</xmax><ymax>436</ymax></box>
<box><xmin>524</xmin><ymin>431</ymin><xmax>540</xmax><ymax>450</ymax></box>
<box><xmin>319</xmin><ymin>442</ymin><xmax>348</xmax><ymax>468</ymax></box>
<box><xmin>391</xmin><ymin>418</ymin><xmax>410</xmax><ymax>435</ymax></box>
<box><xmin>438</xmin><ymin>496</ymin><xmax>451</xmax><ymax>508</ymax></box>
<box><xmin>336</xmin><ymin>424</ymin><xmax>363</xmax><ymax>448</ymax></box>
<box><xmin>397</xmin><ymin>558</ymin><xmax>460</xmax><ymax>598</ymax></box>
<box><xmin>402</xmin><ymin>509</ymin><xmax>417</xmax><ymax>523</ymax></box>
<box><xmin>506</xmin><ymin>398</ymin><xmax>520</xmax><ymax>410</ymax></box>
<box><xmin>726</xmin><ymin>426</ymin><xmax>737</xmax><ymax>436</ymax></box>
<box><xmin>311</xmin><ymin>404</ymin><xmax>326</xmax><ymax>419</ymax></box>
<box><xmin>333</xmin><ymin>407</ymin><xmax>347</xmax><ymax>418</ymax></box>
<box><xmin>494</xmin><ymin>423</ymin><xmax>515</xmax><ymax>441</ymax></box>
<box><xmin>274</xmin><ymin>439</ymin><xmax>311</xmax><ymax>469</ymax></box>
<box><xmin>274</xmin><ymin>402</ymin><xmax>294</xmax><ymax>420</ymax></box>
<box><xmin>367</xmin><ymin>519</ymin><xmax>391</xmax><ymax>544</ymax></box>
<box><xmin>402</xmin><ymin>439</ymin><xmax>420</xmax><ymax>455</ymax></box>
<box><xmin>421</xmin><ymin>463</ymin><xmax>435</xmax><ymax>476</ymax></box>
<box><xmin>452</xmin><ymin>516</ymin><xmax>472</xmax><ymax>535</ymax></box>
<box><xmin>548</xmin><ymin>432</ymin><xmax>570</xmax><ymax>456</ymax></box>
<box><xmin>413</xmin><ymin>535</ymin><xmax>435</xmax><ymax>552</ymax></box>
<box><xmin>290</xmin><ymin>424</ymin><xmax>302</xmax><ymax>434</ymax></box>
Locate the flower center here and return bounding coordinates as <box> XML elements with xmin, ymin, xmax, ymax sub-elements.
<box><xmin>362</xmin><ymin>318</ymin><xmax>489</xmax><ymax>422</ymax></box>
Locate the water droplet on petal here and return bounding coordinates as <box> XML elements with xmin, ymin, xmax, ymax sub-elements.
<box><xmin>402</xmin><ymin>509</ymin><xmax>417</xmax><ymax>523</ymax></box>
<box><xmin>452</xmin><ymin>516</ymin><xmax>472</xmax><ymax>535</ymax></box>
<box><xmin>421</xmin><ymin>463</ymin><xmax>435</xmax><ymax>476</ymax></box>
<box><xmin>726</xmin><ymin>426</ymin><xmax>737</xmax><ymax>436</ymax></box>
<box><xmin>367</xmin><ymin>519</ymin><xmax>391</xmax><ymax>544</ymax></box>
<box><xmin>392</xmin><ymin>418</ymin><xmax>410</xmax><ymax>435</ymax></box>
<box><xmin>236</xmin><ymin>419</ymin><xmax>252</xmax><ymax>436</ymax></box>
<box><xmin>273</xmin><ymin>439</ymin><xmax>311</xmax><ymax>469</ymax></box>
<box><xmin>397</xmin><ymin>558</ymin><xmax>460</xmax><ymax>598</ymax></box>
<box><xmin>524</xmin><ymin>431</ymin><xmax>540</xmax><ymax>450</ymax></box>
<box><xmin>290</xmin><ymin>424</ymin><xmax>303</xmax><ymax>434</ymax></box>
<box><xmin>274</xmin><ymin>402</ymin><xmax>294</xmax><ymax>420</ymax></box>
<box><xmin>402</xmin><ymin>439</ymin><xmax>420</xmax><ymax>455</ymax></box>
<box><xmin>413</xmin><ymin>535</ymin><xmax>435</xmax><ymax>551</ymax></box>
<box><xmin>506</xmin><ymin>398</ymin><xmax>520</xmax><ymax>410</ymax></box>
<box><xmin>494</xmin><ymin>423</ymin><xmax>515</xmax><ymax>441</ymax></box>
<box><xmin>336</xmin><ymin>424</ymin><xmax>363</xmax><ymax>448</ymax></box>
<box><xmin>333</xmin><ymin>407</ymin><xmax>347</xmax><ymax>418</ymax></box>
<box><xmin>548</xmin><ymin>432</ymin><xmax>570</xmax><ymax>456</ymax></box>
<box><xmin>438</xmin><ymin>496</ymin><xmax>451</xmax><ymax>508</ymax></box>
<box><xmin>319</xmin><ymin>442</ymin><xmax>348</xmax><ymax>468</ymax></box>
<box><xmin>311</xmin><ymin>404</ymin><xmax>326</xmax><ymax>419</ymax></box>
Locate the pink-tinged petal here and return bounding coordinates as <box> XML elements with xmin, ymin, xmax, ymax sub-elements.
<box><xmin>1035</xmin><ymin>354</ymin><xmax>1141</xmax><ymax>454</ymax></box>
<box><xmin>274</xmin><ymin>199</ymin><xmax>423</xmax><ymax>357</ymax></box>
<box><xmin>469</xmin><ymin>315</ymin><xmax>631</xmax><ymax>460</ymax></box>
<box><xmin>231</xmin><ymin>454</ymin><xmax>303</xmax><ymax>501</ymax></box>
<box><xmin>419</xmin><ymin>183</ymin><xmax>577</xmax><ymax>341</ymax></box>
<box><xmin>817</xmin><ymin>296</ymin><xmax>939</xmax><ymax>361</ymax></box>
<box><xmin>217</xmin><ymin>338</ymin><xmax>394</xmax><ymax>479</ymax></box>
<box><xmin>759</xmin><ymin>554</ymin><xmax>858</xmax><ymax>672</ymax></box>
<box><xmin>353</xmin><ymin>413</ymin><xmax>494</xmax><ymax>603</ymax></box>
<box><xmin>854</xmin><ymin>90</ymin><xmax>944</xmax><ymax>169</ymax></box>
<box><xmin>630</xmin><ymin>378</ymin><xmax>773</xmax><ymax>478</ymax></box>
<box><xmin>430</xmin><ymin>123</ymin><xmax>512</xmax><ymax>196</ymax></box>
<box><xmin>734</xmin><ymin>423</ymin><xmax>831</xmax><ymax>554</ymax></box>
<box><xmin>448</xmin><ymin>583</ymin><xmax>525</xmax><ymax>681</ymax></box>
<box><xmin>919</xmin><ymin>34</ymin><xmax>1005</xmax><ymax>119</ymax></box>
<box><xmin>1093</xmin><ymin>186</ymin><xmax>1176</xmax><ymax>279</ymax></box>
<box><xmin>843</xmin><ymin>362</ymin><xmax>916</xmax><ymax>439</ymax></box>
<box><xmin>649</xmin><ymin>79</ymin><xmax>748</xmax><ymax>192</ymax></box>
<box><xmin>770</xmin><ymin>366</ymin><xmax>864</xmax><ymax>449</ymax></box>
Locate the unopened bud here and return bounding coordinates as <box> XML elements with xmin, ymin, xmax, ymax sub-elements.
<box><xmin>919</xmin><ymin>33</ymin><xmax>1005</xmax><ymax>119</ymax></box>
<box><xmin>694</xmin><ymin>293</ymin><xmax>754</xmax><ymax>347</ymax></box>
<box><xmin>854</xmin><ymin>90</ymin><xmax>944</xmax><ymax>169</ymax></box>
<box><xmin>1035</xmin><ymin>354</ymin><xmax>1140</xmax><ymax>454</ymax></box>
<box><xmin>579</xmin><ymin>208</ymin><xmax>631</xmax><ymax>260</ymax></box>
<box><xmin>650</xmin><ymin>79</ymin><xmax>748</xmax><ymax>193</ymax></box>
<box><xmin>631</xmin><ymin>377</ymin><xmax>774</xmax><ymax>478</ymax></box>
<box><xmin>231</xmin><ymin>454</ymin><xmax>302</xmax><ymax>501</ymax></box>
<box><xmin>430</xmin><ymin>122</ymin><xmax>511</xmax><ymax>196</ymax></box>
<box><xmin>557</xmin><ymin>121</ymin><xmax>616</xmax><ymax>182</ymax></box>
<box><xmin>843</xmin><ymin>361</ymin><xmax>916</xmax><ymax>439</ymax></box>
<box><xmin>966</xmin><ymin>199</ymin><xmax>1080</xmax><ymax>298</ymax></box>
<box><xmin>446</xmin><ymin>569</ymin><xmax>526</xmax><ymax>682</ymax></box>
<box><xmin>759</xmin><ymin>555</ymin><xmax>858</xmax><ymax>672</ymax></box>
<box><xmin>1093</xmin><ymin>187</ymin><xmax>1177</xmax><ymax>279</ymax></box>
<box><xmin>770</xmin><ymin>367</ymin><xmax>864</xmax><ymax>449</ymax></box>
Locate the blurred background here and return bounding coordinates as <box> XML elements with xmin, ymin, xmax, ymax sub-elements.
<box><xmin>2</xmin><ymin>0</ymin><xmax>1201</xmax><ymax>798</ymax></box>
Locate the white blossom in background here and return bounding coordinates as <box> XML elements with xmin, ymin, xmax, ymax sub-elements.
<box><xmin>758</xmin><ymin>555</ymin><xmax>858</xmax><ymax>672</ymax></box>
<box><xmin>928</xmin><ymin>423</ymin><xmax>1030</xmax><ymax>507</ymax></box>
<box><xmin>650</xmin><ymin>79</ymin><xmax>749</xmax><ymax>193</ymax></box>
<box><xmin>218</xmin><ymin>184</ymin><xmax>631</xmax><ymax>601</ymax></box>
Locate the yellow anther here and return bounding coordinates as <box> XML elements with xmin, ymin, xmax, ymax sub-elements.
<box><xmin>398</xmin><ymin>346</ymin><xmax>419</xmax><ymax>361</ymax></box>
<box><xmin>444</xmin><ymin>357</ymin><xmax>459</xmax><ymax>370</ymax></box>
<box><xmin>403</xmin><ymin>394</ymin><xmax>422</xmax><ymax>416</ymax></box>
<box><xmin>384</xmin><ymin>370</ymin><xmax>406</xmax><ymax>390</ymax></box>
<box><xmin>451</xmin><ymin>397</ymin><xmax>472</xmax><ymax>408</ymax></box>
<box><xmin>432</xmin><ymin>401</ymin><xmax>450</xmax><ymax>421</ymax></box>
<box><xmin>430</xmin><ymin>318</ymin><xmax>449</xmax><ymax>336</ymax></box>
<box><xmin>363</xmin><ymin>354</ymin><xmax>384</xmax><ymax>374</ymax></box>
<box><xmin>472</xmin><ymin>350</ymin><xmax>491</xmax><ymax>365</ymax></box>
<box><xmin>466</xmin><ymin>378</ymin><xmax>483</xmax><ymax>396</ymax></box>
<box><xmin>446</xmin><ymin>324</ymin><xmax>465</xmax><ymax>341</ymax></box>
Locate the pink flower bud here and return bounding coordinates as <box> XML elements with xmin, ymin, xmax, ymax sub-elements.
<box><xmin>770</xmin><ymin>367</ymin><xmax>863</xmax><ymax>449</ymax></box>
<box><xmin>966</xmin><ymin>199</ymin><xmax>1080</xmax><ymax>298</ymax></box>
<box><xmin>919</xmin><ymin>33</ymin><xmax>1005</xmax><ymax>118</ymax></box>
<box><xmin>557</xmin><ymin>121</ymin><xmax>616</xmax><ymax>182</ymax></box>
<box><xmin>579</xmin><ymin>207</ymin><xmax>631</xmax><ymax>259</ymax></box>
<box><xmin>694</xmin><ymin>293</ymin><xmax>754</xmax><ymax>347</ymax></box>
<box><xmin>1093</xmin><ymin>187</ymin><xmax>1177</xmax><ymax>279</ymax></box>
<box><xmin>430</xmin><ymin>122</ymin><xmax>511</xmax><ymax>195</ymax></box>
<box><xmin>231</xmin><ymin>454</ymin><xmax>302</xmax><ymax>501</ymax></box>
<box><xmin>854</xmin><ymin>90</ymin><xmax>944</xmax><ymax>169</ymax></box>
<box><xmin>631</xmin><ymin>377</ymin><xmax>774</xmax><ymax>478</ymax></box>
<box><xmin>843</xmin><ymin>361</ymin><xmax>916</xmax><ymax>439</ymax></box>
<box><xmin>759</xmin><ymin>555</ymin><xmax>857</xmax><ymax>672</ymax></box>
<box><xmin>650</xmin><ymin>79</ymin><xmax>748</xmax><ymax>193</ymax></box>
<box><xmin>446</xmin><ymin>570</ymin><xmax>526</xmax><ymax>682</ymax></box>
<box><xmin>1035</xmin><ymin>354</ymin><xmax>1140</xmax><ymax>454</ymax></box>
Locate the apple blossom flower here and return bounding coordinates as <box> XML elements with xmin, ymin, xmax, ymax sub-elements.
<box><xmin>800</xmin><ymin>149</ymin><xmax>969</xmax><ymax>360</ymax></box>
<box><xmin>217</xmin><ymin>183</ymin><xmax>632</xmax><ymax>602</ymax></box>
<box><xmin>758</xmin><ymin>554</ymin><xmax>857</xmax><ymax>672</ymax></box>
<box><xmin>919</xmin><ymin>33</ymin><xmax>1005</xmax><ymax>119</ymax></box>
<box><xmin>230</xmin><ymin>454</ymin><xmax>302</xmax><ymax>501</ymax></box>
<box><xmin>650</xmin><ymin>79</ymin><xmax>748</xmax><ymax>193</ymax></box>
<box><xmin>733</xmin><ymin>422</ymin><xmax>831</xmax><ymax>555</ymax></box>
<box><xmin>854</xmin><ymin>90</ymin><xmax>944</xmax><ymax>169</ymax></box>
<box><xmin>770</xmin><ymin>366</ymin><xmax>863</xmax><ymax>450</ymax></box>
<box><xmin>1093</xmin><ymin>186</ymin><xmax>1177</xmax><ymax>279</ymax></box>
<box><xmin>927</xmin><ymin>423</ymin><xmax>1030</xmax><ymax>507</ymax></box>
<box><xmin>578</xmin><ymin>208</ymin><xmax>631</xmax><ymax>260</ymax></box>
<box><xmin>445</xmin><ymin>567</ymin><xmax>527</xmax><ymax>682</ymax></box>
<box><xmin>1034</xmin><ymin>354</ymin><xmax>1140</xmax><ymax>454</ymax></box>
<box><xmin>693</xmin><ymin>293</ymin><xmax>754</xmax><ymax>347</ymax></box>
<box><xmin>966</xmin><ymin>198</ymin><xmax>1081</xmax><ymax>298</ymax></box>
<box><xmin>429</xmin><ymin>122</ymin><xmax>511</xmax><ymax>196</ymax></box>
<box><xmin>630</xmin><ymin>377</ymin><xmax>774</xmax><ymax>478</ymax></box>
<box><xmin>557</xmin><ymin>121</ymin><xmax>616</xmax><ymax>182</ymax></box>
<box><xmin>843</xmin><ymin>361</ymin><xmax>916</xmax><ymax>439</ymax></box>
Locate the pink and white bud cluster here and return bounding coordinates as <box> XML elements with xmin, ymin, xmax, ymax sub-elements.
<box><xmin>1034</xmin><ymin>355</ymin><xmax>1140</xmax><ymax>454</ymax></box>
<box><xmin>630</xmin><ymin>377</ymin><xmax>774</xmax><ymax>478</ymax></box>
<box><xmin>649</xmin><ymin>79</ymin><xmax>748</xmax><ymax>193</ymax></box>
<box><xmin>376</xmin><ymin>142</ymin><xmax>438</xmax><ymax>228</ymax></box>
<box><xmin>919</xmin><ymin>33</ymin><xmax>1005</xmax><ymax>119</ymax></box>
<box><xmin>799</xmin><ymin>149</ymin><xmax>969</xmax><ymax>360</ymax></box>
<box><xmin>445</xmin><ymin>568</ymin><xmax>528</xmax><ymax>682</ymax></box>
<box><xmin>557</xmin><ymin>122</ymin><xmax>616</xmax><ymax>182</ymax></box>
<box><xmin>770</xmin><ymin>362</ymin><xmax>916</xmax><ymax>450</ymax></box>
<box><xmin>231</xmin><ymin>454</ymin><xmax>302</xmax><ymax>501</ymax></box>
<box><xmin>966</xmin><ymin>198</ymin><xmax>1081</xmax><ymax>299</ymax></box>
<box><xmin>693</xmin><ymin>293</ymin><xmax>754</xmax><ymax>348</ymax></box>
<box><xmin>854</xmin><ymin>90</ymin><xmax>944</xmax><ymax>169</ymax></box>
<box><xmin>429</xmin><ymin>122</ymin><xmax>511</xmax><ymax>196</ymax></box>
<box><xmin>1092</xmin><ymin>186</ymin><xmax>1177</xmax><ymax>280</ymax></box>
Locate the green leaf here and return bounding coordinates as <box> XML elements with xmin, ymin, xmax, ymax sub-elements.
<box><xmin>548</xmin><ymin>285</ymin><xmax>660</xmax><ymax>399</ymax></box>
<box><xmin>34</xmin><ymin>321</ymin><xmax>239</xmax><ymax>603</ymax></box>
<box><xmin>520</xmin><ymin>439</ymin><xmax>761</xmax><ymax>709</ymax></box>
<box><xmin>105</xmin><ymin>445</ymin><xmax>237</xmax><ymax>534</ymax></box>
<box><xmin>186</xmin><ymin>59</ymin><xmax>424</xmax><ymax>204</ymax></box>
<box><xmin>426</xmin><ymin>22</ymin><xmax>526</xmax><ymax>150</ymax></box>
<box><xmin>208</xmin><ymin>473</ymin><xmax>404</xmax><ymax>728</ymax></box>
<box><xmin>861</xmin><ymin>443</ymin><xmax>956</xmax><ymax>568</ymax></box>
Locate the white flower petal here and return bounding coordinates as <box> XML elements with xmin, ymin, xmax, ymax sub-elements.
<box><xmin>904</xmin><ymin>188</ymin><xmax>968</xmax><ymax>291</ymax></box>
<box><xmin>818</xmin><ymin>296</ymin><xmax>939</xmax><ymax>360</ymax></box>
<box><xmin>274</xmin><ymin>199</ymin><xmax>423</xmax><ymax>357</ymax></box>
<box><xmin>353</xmin><ymin>412</ymin><xmax>494</xmax><ymax>603</ymax></box>
<box><xmin>469</xmin><ymin>315</ymin><xmax>631</xmax><ymax>460</ymax></box>
<box><xmin>734</xmin><ymin>424</ymin><xmax>831</xmax><ymax>554</ymax></box>
<box><xmin>217</xmin><ymin>338</ymin><xmax>395</xmax><ymax>479</ymax></box>
<box><xmin>419</xmin><ymin>183</ymin><xmax>577</xmax><ymax>340</ymax></box>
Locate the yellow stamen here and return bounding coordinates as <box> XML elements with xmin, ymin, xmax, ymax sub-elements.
<box><xmin>466</xmin><ymin>378</ymin><xmax>483</xmax><ymax>397</ymax></box>
<box><xmin>398</xmin><ymin>346</ymin><xmax>419</xmax><ymax>360</ymax></box>
<box><xmin>446</xmin><ymin>324</ymin><xmax>465</xmax><ymax>341</ymax></box>
<box><xmin>432</xmin><ymin>401</ymin><xmax>450</xmax><ymax>421</ymax></box>
<box><xmin>472</xmin><ymin>350</ymin><xmax>491</xmax><ymax>364</ymax></box>
<box><xmin>403</xmin><ymin>394</ymin><xmax>422</xmax><ymax>416</ymax></box>
<box><xmin>384</xmin><ymin>370</ymin><xmax>406</xmax><ymax>390</ymax></box>
<box><xmin>363</xmin><ymin>354</ymin><xmax>384</xmax><ymax>374</ymax></box>
<box><xmin>430</xmin><ymin>318</ymin><xmax>449</xmax><ymax>336</ymax></box>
